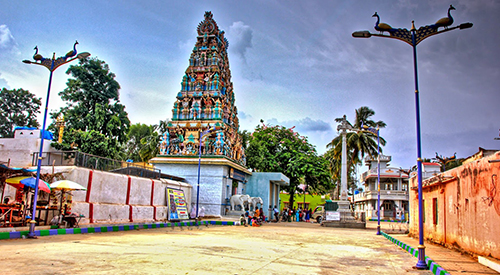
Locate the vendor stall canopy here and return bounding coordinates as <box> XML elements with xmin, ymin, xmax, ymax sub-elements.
<box><xmin>0</xmin><ymin>164</ymin><xmax>36</xmax><ymax>173</ymax></box>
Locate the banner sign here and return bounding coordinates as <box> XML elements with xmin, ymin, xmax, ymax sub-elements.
<box><xmin>166</xmin><ymin>188</ymin><xmax>189</xmax><ymax>220</ymax></box>
<box><xmin>325</xmin><ymin>211</ymin><xmax>340</xmax><ymax>221</ymax></box>
<box><xmin>230</xmin><ymin>168</ymin><xmax>246</xmax><ymax>182</ymax></box>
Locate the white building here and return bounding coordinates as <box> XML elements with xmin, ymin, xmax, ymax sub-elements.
<box><xmin>354</xmin><ymin>155</ymin><xmax>410</xmax><ymax>221</ymax></box>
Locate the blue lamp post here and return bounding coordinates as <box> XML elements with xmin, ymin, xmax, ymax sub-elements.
<box><xmin>362</xmin><ymin>125</ymin><xmax>381</xmax><ymax>235</ymax></box>
<box><xmin>353</xmin><ymin>7</ymin><xmax>472</xmax><ymax>269</ymax></box>
<box><xmin>23</xmin><ymin>42</ymin><xmax>90</xmax><ymax>238</ymax></box>
<box><xmin>195</xmin><ymin>127</ymin><xmax>215</xmax><ymax>223</ymax></box>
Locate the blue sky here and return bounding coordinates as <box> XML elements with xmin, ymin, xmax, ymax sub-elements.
<box><xmin>1</xmin><ymin>0</ymin><xmax>499</xmax><ymax>170</ymax></box>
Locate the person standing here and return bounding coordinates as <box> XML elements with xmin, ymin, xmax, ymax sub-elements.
<box><xmin>273</xmin><ymin>205</ymin><xmax>279</xmax><ymax>222</ymax></box>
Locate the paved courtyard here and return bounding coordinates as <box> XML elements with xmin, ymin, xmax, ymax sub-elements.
<box><xmin>0</xmin><ymin>222</ymin><xmax>433</xmax><ymax>275</ymax></box>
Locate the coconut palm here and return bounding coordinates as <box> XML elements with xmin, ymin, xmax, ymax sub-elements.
<box><xmin>325</xmin><ymin>106</ymin><xmax>387</xmax><ymax>195</ymax></box>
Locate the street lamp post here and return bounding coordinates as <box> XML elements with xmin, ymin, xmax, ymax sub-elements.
<box><xmin>23</xmin><ymin>42</ymin><xmax>90</xmax><ymax>238</ymax></box>
<box><xmin>352</xmin><ymin>9</ymin><xmax>472</xmax><ymax>269</ymax></box>
<box><xmin>195</xmin><ymin>127</ymin><xmax>215</xmax><ymax>224</ymax></box>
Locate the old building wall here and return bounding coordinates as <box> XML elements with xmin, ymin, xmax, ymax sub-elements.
<box><xmin>0</xmin><ymin>136</ymin><xmax>58</xmax><ymax>167</ymax></box>
<box><xmin>409</xmin><ymin>151</ymin><xmax>500</xmax><ymax>259</ymax></box>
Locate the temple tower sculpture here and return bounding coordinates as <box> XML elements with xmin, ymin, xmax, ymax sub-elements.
<box><xmin>160</xmin><ymin>11</ymin><xmax>245</xmax><ymax>166</ymax></box>
<box><xmin>152</xmin><ymin>12</ymin><xmax>250</xmax><ymax>217</ymax></box>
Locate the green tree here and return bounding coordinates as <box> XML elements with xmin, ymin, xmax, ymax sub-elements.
<box><xmin>50</xmin><ymin>58</ymin><xmax>130</xmax><ymax>159</ymax></box>
<box><xmin>0</xmin><ymin>88</ymin><xmax>41</xmax><ymax>138</ymax></box>
<box><xmin>138</xmin><ymin>120</ymin><xmax>168</xmax><ymax>162</ymax></box>
<box><xmin>325</xmin><ymin>106</ymin><xmax>386</xmax><ymax>198</ymax></box>
<box><xmin>125</xmin><ymin>123</ymin><xmax>155</xmax><ymax>162</ymax></box>
<box><xmin>245</xmin><ymin>123</ymin><xmax>331</xmax><ymax>207</ymax></box>
<box><xmin>238</xmin><ymin>129</ymin><xmax>252</xmax><ymax>151</ymax></box>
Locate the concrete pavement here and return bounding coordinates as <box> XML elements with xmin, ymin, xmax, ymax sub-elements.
<box><xmin>0</xmin><ymin>219</ymin><xmax>498</xmax><ymax>274</ymax></box>
<box><xmin>1</xmin><ymin>221</ymin><xmax>432</xmax><ymax>275</ymax></box>
<box><xmin>365</xmin><ymin>220</ymin><xmax>498</xmax><ymax>275</ymax></box>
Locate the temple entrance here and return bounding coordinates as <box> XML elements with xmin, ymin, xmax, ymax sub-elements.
<box><xmin>382</xmin><ymin>200</ymin><xmax>395</xmax><ymax>218</ymax></box>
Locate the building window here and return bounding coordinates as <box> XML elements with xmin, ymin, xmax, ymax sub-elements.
<box><xmin>384</xmin><ymin>183</ymin><xmax>398</xmax><ymax>191</ymax></box>
<box><xmin>433</xmin><ymin>198</ymin><xmax>438</xmax><ymax>225</ymax></box>
<box><xmin>383</xmin><ymin>201</ymin><xmax>392</xmax><ymax>210</ymax></box>
<box><xmin>402</xmin><ymin>201</ymin><xmax>408</xmax><ymax>211</ymax></box>
<box><xmin>402</xmin><ymin>183</ymin><xmax>408</xmax><ymax>191</ymax></box>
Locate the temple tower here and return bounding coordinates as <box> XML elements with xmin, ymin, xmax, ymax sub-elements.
<box><xmin>152</xmin><ymin>12</ymin><xmax>250</xmax><ymax>217</ymax></box>
<box><xmin>158</xmin><ymin>11</ymin><xmax>245</xmax><ymax>165</ymax></box>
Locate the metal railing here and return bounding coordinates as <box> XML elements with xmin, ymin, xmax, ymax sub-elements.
<box><xmin>32</xmin><ymin>151</ymin><xmax>162</xmax><ymax>179</ymax></box>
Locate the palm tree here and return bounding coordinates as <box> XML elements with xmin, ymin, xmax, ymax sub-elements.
<box><xmin>325</xmin><ymin>106</ymin><xmax>387</xmax><ymax>196</ymax></box>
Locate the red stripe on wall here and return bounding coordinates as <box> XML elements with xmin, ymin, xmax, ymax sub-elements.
<box><xmin>85</xmin><ymin>170</ymin><xmax>93</xmax><ymax>203</ymax></box>
<box><xmin>127</xmin><ymin>176</ymin><xmax>132</xmax><ymax>222</ymax></box>
<box><xmin>86</xmin><ymin>170</ymin><xmax>94</xmax><ymax>223</ymax></box>
<box><xmin>126</xmin><ymin>176</ymin><xmax>131</xmax><ymax>205</ymax></box>
<box><xmin>151</xmin><ymin>179</ymin><xmax>156</xmax><ymax>221</ymax></box>
<box><xmin>89</xmin><ymin>203</ymin><xmax>94</xmax><ymax>224</ymax></box>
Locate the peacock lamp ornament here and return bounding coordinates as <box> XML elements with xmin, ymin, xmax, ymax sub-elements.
<box><xmin>64</xmin><ymin>40</ymin><xmax>79</xmax><ymax>61</ymax></box>
<box><xmin>356</xmin><ymin>6</ymin><xmax>472</xmax><ymax>47</ymax></box>
<box><xmin>432</xmin><ymin>5</ymin><xmax>455</xmax><ymax>30</ymax></box>
<box><xmin>372</xmin><ymin>12</ymin><xmax>394</xmax><ymax>35</ymax></box>
<box><xmin>23</xmin><ymin>41</ymin><xmax>90</xmax><ymax>72</ymax></box>
<box><xmin>33</xmin><ymin>46</ymin><xmax>45</xmax><ymax>61</ymax></box>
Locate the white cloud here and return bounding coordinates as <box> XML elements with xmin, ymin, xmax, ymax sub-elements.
<box><xmin>228</xmin><ymin>21</ymin><xmax>253</xmax><ymax>62</ymax></box>
<box><xmin>0</xmin><ymin>73</ymin><xmax>9</xmax><ymax>89</ymax></box>
<box><xmin>0</xmin><ymin>25</ymin><xmax>18</xmax><ymax>54</ymax></box>
<box><xmin>267</xmin><ymin>117</ymin><xmax>332</xmax><ymax>133</ymax></box>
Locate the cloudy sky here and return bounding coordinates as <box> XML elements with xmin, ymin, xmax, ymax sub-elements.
<box><xmin>1</xmin><ymin>0</ymin><xmax>499</xmax><ymax>170</ymax></box>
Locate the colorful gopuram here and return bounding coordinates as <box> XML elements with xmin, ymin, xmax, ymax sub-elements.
<box><xmin>151</xmin><ymin>12</ymin><xmax>290</xmax><ymax>218</ymax></box>
<box><xmin>159</xmin><ymin>11</ymin><xmax>245</xmax><ymax>166</ymax></box>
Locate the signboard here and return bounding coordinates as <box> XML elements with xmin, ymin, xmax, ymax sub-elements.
<box><xmin>229</xmin><ymin>168</ymin><xmax>246</xmax><ymax>182</ymax></box>
<box><xmin>166</xmin><ymin>188</ymin><xmax>189</xmax><ymax>220</ymax></box>
<box><xmin>325</xmin><ymin>211</ymin><xmax>340</xmax><ymax>221</ymax></box>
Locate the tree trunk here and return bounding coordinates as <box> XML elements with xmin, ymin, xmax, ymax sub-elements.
<box><xmin>288</xmin><ymin>191</ymin><xmax>295</xmax><ymax>210</ymax></box>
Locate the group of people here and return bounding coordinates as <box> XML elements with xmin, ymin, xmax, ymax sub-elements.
<box><xmin>239</xmin><ymin>206</ymin><xmax>267</xmax><ymax>227</ymax></box>
<box><xmin>280</xmin><ymin>207</ymin><xmax>312</xmax><ymax>222</ymax></box>
<box><xmin>239</xmin><ymin>206</ymin><xmax>313</xmax><ymax>226</ymax></box>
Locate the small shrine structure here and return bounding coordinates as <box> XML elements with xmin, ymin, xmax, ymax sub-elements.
<box><xmin>151</xmin><ymin>12</ymin><xmax>251</xmax><ymax>217</ymax></box>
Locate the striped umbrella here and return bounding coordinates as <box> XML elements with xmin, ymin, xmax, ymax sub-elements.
<box><xmin>5</xmin><ymin>176</ymin><xmax>51</xmax><ymax>193</ymax></box>
<box><xmin>50</xmin><ymin>180</ymin><xmax>86</xmax><ymax>222</ymax></box>
<box><xmin>49</xmin><ymin>180</ymin><xmax>86</xmax><ymax>191</ymax></box>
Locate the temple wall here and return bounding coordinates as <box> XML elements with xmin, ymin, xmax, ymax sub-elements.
<box><xmin>36</xmin><ymin>166</ymin><xmax>191</xmax><ymax>225</ymax></box>
<box><xmin>154</xmin><ymin>163</ymin><xmax>228</xmax><ymax>217</ymax></box>
<box><xmin>246</xmin><ymin>173</ymin><xmax>289</xmax><ymax>217</ymax></box>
